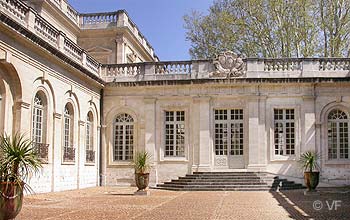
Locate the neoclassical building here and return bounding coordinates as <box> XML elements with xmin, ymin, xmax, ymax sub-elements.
<box><xmin>0</xmin><ymin>0</ymin><xmax>349</xmax><ymax>193</ymax></box>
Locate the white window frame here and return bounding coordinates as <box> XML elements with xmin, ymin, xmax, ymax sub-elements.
<box><xmin>269</xmin><ymin>104</ymin><xmax>300</xmax><ymax>161</ymax></box>
<box><xmin>62</xmin><ymin>104</ymin><xmax>75</xmax><ymax>163</ymax></box>
<box><xmin>85</xmin><ymin>112</ymin><xmax>95</xmax><ymax>164</ymax></box>
<box><xmin>273</xmin><ymin>108</ymin><xmax>296</xmax><ymax>156</ymax></box>
<box><xmin>32</xmin><ymin>93</ymin><xmax>46</xmax><ymax>144</ymax></box>
<box><xmin>113</xmin><ymin>113</ymin><xmax>134</xmax><ymax>161</ymax></box>
<box><xmin>327</xmin><ymin>109</ymin><xmax>349</xmax><ymax>161</ymax></box>
<box><xmin>158</xmin><ymin>104</ymin><xmax>190</xmax><ymax>162</ymax></box>
<box><xmin>164</xmin><ymin>110</ymin><xmax>186</xmax><ymax>157</ymax></box>
<box><xmin>214</xmin><ymin>109</ymin><xmax>244</xmax><ymax>156</ymax></box>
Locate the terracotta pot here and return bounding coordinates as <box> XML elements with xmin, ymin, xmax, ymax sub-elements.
<box><xmin>135</xmin><ymin>173</ymin><xmax>149</xmax><ymax>191</ymax></box>
<box><xmin>0</xmin><ymin>182</ymin><xmax>24</xmax><ymax>220</ymax></box>
<box><xmin>304</xmin><ymin>172</ymin><xmax>320</xmax><ymax>191</ymax></box>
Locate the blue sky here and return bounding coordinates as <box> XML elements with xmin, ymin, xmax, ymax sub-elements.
<box><xmin>69</xmin><ymin>0</ymin><xmax>213</xmax><ymax>61</ymax></box>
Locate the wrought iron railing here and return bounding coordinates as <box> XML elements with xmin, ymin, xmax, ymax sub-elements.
<box><xmin>33</xmin><ymin>142</ymin><xmax>49</xmax><ymax>163</ymax></box>
<box><xmin>86</xmin><ymin>150</ymin><xmax>95</xmax><ymax>163</ymax></box>
<box><xmin>63</xmin><ymin>146</ymin><xmax>75</xmax><ymax>162</ymax></box>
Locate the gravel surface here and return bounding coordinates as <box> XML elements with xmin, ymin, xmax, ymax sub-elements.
<box><xmin>16</xmin><ymin>187</ymin><xmax>349</xmax><ymax>220</ymax></box>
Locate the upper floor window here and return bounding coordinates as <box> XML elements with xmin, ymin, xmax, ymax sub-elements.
<box><xmin>165</xmin><ymin>111</ymin><xmax>185</xmax><ymax>157</ymax></box>
<box><xmin>274</xmin><ymin>109</ymin><xmax>295</xmax><ymax>156</ymax></box>
<box><xmin>32</xmin><ymin>92</ymin><xmax>49</xmax><ymax>162</ymax></box>
<box><xmin>63</xmin><ymin>103</ymin><xmax>75</xmax><ymax>162</ymax></box>
<box><xmin>86</xmin><ymin>111</ymin><xmax>95</xmax><ymax>163</ymax></box>
<box><xmin>114</xmin><ymin>113</ymin><xmax>134</xmax><ymax>161</ymax></box>
<box><xmin>327</xmin><ymin>109</ymin><xmax>349</xmax><ymax>160</ymax></box>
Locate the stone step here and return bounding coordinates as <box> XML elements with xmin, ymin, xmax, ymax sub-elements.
<box><xmin>155</xmin><ymin>172</ymin><xmax>305</xmax><ymax>191</ymax></box>
<box><xmin>172</xmin><ymin>178</ymin><xmax>269</xmax><ymax>183</ymax></box>
<box><xmin>152</xmin><ymin>186</ymin><xmax>273</xmax><ymax>191</ymax></box>
<box><xmin>157</xmin><ymin>184</ymin><xmax>269</xmax><ymax>188</ymax></box>
<box><xmin>164</xmin><ymin>181</ymin><xmax>268</xmax><ymax>185</ymax></box>
<box><xmin>179</xmin><ymin>176</ymin><xmax>263</xmax><ymax>180</ymax></box>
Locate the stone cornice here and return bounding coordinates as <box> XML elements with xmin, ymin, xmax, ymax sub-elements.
<box><xmin>106</xmin><ymin>77</ymin><xmax>350</xmax><ymax>87</ymax></box>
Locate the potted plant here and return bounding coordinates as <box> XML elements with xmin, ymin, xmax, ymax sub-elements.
<box><xmin>0</xmin><ymin>133</ymin><xmax>42</xmax><ymax>220</ymax></box>
<box><xmin>132</xmin><ymin>151</ymin><xmax>151</xmax><ymax>191</ymax></box>
<box><xmin>299</xmin><ymin>151</ymin><xmax>320</xmax><ymax>191</ymax></box>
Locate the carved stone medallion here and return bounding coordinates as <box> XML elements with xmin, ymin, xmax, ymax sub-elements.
<box><xmin>211</xmin><ymin>51</ymin><xmax>245</xmax><ymax>78</ymax></box>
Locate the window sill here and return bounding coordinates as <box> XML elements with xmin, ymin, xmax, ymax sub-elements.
<box><xmin>61</xmin><ymin>161</ymin><xmax>75</xmax><ymax>165</ymax></box>
<box><xmin>108</xmin><ymin>161</ymin><xmax>133</xmax><ymax>168</ymax></box>
<box><xmin>270</xmin><ymin>155</ymin><xmax>296</xmax><ymax>162</ymax></box>
<box><xmin>325</xmin><ymin>160</ymin><xmax>350</xmax><ymax>165</ymax></box>
<box><xmin>84</xmin><ymin>162</ymin><xmax>95</xmax><ymax>166</ymax></box>
<box><xmin>160</xmin><ymin>157</ymin><xmax>188</xmax><ymax>163</ymax></box>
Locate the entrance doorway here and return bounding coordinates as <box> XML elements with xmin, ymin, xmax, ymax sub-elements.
<box><xmin>214</xmin><ymin>109</ymin><xmax>245</xmax><ymax>169</ymax></box>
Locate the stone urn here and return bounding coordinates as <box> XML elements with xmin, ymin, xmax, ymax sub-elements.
<box><xmin>135</xmin><ymin>173</ymin><xmax>149</xmax><ymax>191</ymax></box>
<box><xmin>304</xmin><ymin>172</ymin><xmax>320</xmax><ymax>191</ymax></box>
<box><xmin>0</xmin><ymin>182</ymin><xmax>24</xmax><ymax>220</ymax></box>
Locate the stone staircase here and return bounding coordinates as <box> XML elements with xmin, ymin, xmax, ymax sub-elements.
<box><xmin>154</xmin><ymin>172</ymin><xmax>305</xmax><ymax>191</ymax></box>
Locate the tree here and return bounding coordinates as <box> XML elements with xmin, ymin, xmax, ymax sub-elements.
<box><xmin>184</xmin><ymin>0</ymin><xmax>350</xmax><ymax>59</ymax></box>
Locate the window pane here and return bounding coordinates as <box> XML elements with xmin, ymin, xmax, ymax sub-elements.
<box><xmin>165</xmin><ymin>111</ymin><xmax>185</xmax><ymax>157</ymax></box>
<box><xmin>114</xmin><ymin>114</ymin><xmax>134</xmax><ymax>161</ymax></box>
<box><xmin>274</xmin><ymin>109</ymin><xmax>295</xmax><ymax>156</ymax></box>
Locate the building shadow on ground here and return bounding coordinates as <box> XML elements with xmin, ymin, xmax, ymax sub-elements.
<box><xmin>269</xmin><ymin>187</ymin><xmax>350</xmax><ymax>220</ymax></box>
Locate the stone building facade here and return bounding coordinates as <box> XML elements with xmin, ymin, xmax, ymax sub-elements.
<box><xmin>0</xmin><ymin>0</ymin><xmax>349</xmax><ymax>193</ymax></box>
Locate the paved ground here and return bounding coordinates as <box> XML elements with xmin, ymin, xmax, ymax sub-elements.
<box><xmin>17</xmin><ymin>187</ymin><xmax>349</xmax><ymax>220</ymax></box>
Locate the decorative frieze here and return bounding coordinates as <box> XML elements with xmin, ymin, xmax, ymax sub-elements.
<box><xmin>211</xmin><ymin>51</ymin><xmax>245</xmax><ymax>78</ymax></box>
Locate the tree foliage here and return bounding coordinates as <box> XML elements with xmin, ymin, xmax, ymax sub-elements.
<box><xmin>184</xmin><ymin>0</ymin><xmax>350</xmax><ymax>59</ymax></box>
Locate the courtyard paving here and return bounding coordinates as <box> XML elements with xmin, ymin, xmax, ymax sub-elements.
<box><xmin>17</xmin><ymin>187</ymin><xmax>349</xmax><ymax>220</ymax></box>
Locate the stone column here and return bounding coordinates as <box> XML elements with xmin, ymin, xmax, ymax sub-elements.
<box><xmin>193</xmin><ymin>96</ymin><xmax>212</xmax><ymax>172</ymax></box>
<box><xmin>247</xmin><ymin>97</ymin><xmax>267</xmax><ymax>171</ymax></box>
<box><xmin>144</xmin><ymin>98</ymin><xmax>157</xmax><ymax>185</ymax></box>
<box><xmin>115</xmin><ymin>35</ymin><xmax>125</xmax><ymax>64</ymax></box>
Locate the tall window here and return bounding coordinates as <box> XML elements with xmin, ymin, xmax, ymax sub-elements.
<box><xmin>214</xmin><ymin>109</ymin><xmax>244</xmax><ymax>156</ymax></box>
<box><xmin>114</xmin><ymin>113</ymin><xmax>134</xmax><ymax>161</ymax></box>
<box><xmin>63</xmin><ymin>103</ymin><xmax>75</xmax><ymax>162</ymax></box>
<box><xmin>86</xmin><ymin>112</ymin><xmax>95</xmax><ymax>163</ymax></box>
<box><xmin>328</xmin><ymin>109</ymin><xmax>349</xmax><ymax>160</ymax></box>
<box><xmin>165</xmin><ymin>111</ymin><xmax>185</xmax><ymax>157</ymax></box>
<box><xmin>274</xmin><ymin>109</ymin><xmax>295</xmax><ymax>156</ymax></box>
<box><xmin>32</xmin><ymin>92</ymin><xmax>49</xmax><ymax>161</ymax></box>
<box><xmin>32</xmin><ymin>93</ymin><xmax>45</xmax><ymax>143</ymax></box>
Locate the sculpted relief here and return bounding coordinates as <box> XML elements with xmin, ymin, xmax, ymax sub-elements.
<box><xmin>211</xmin><ymin>51</ymin><xmax>245</xmax><ymax>78</ymax></box>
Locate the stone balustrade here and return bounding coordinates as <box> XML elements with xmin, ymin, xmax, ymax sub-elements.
<box><xmin>101</xmin><ymin>58</ymin><xmax>350</xmax><ymax>82</ymax></box>
<box><xmin>155</xmin><ymin>61</ymin><xmax>192</xmax><ymax>74</ymax></box>
<box><xmin>79</xmin><ymin>12</ymin><xmax>118</xmax><ymax>28</ymax></box>
<box><xmin>48</xmin><ymin>0</ymin><xmax>79</xmax><ymax>24</ymax></box>
<box><xmin>64</xmin><ymin>37</ymin><xmax>83</xmax><ymax>62</ymax></box>
<box><xmin>1</xmin><ymin>0</ymin><xmax>349</xmax><ymax>83</ymax></box>
<box><xmin>0</xmin><ymin>0</ymin><xmax>101</xmax><ymax>77</ymax></box>
<box><xmin>264</xmin><ymin>58</ymin><xmax>302</xmax><ymax>72</ymax></box>
<box><xmin>0</xmin><ymin>0</ymin><xmax>27</xmax><ymax>24</ymax></box>
<box><xmin>34</xmin><ymin>14</ymin><xmax>59</xmax><ymax>46</ymax></box>
<box><xmin>79</xmin><ymin>10</ymin><xmax>155</xmax><ymax>59</ymax></box>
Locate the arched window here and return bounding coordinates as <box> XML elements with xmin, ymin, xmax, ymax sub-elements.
<box><xmin>327</xmin><ymin>109</ymin><xmax>349</xmax><ymax>160</ymax></box>
<box><xmin>63</xmin><ymin>103</ymin><xmax>75</xmax><ymax>162</ymax></box>
<box><xmin>32</xmin><ymin>92</ymin><xmax>48</xmax><ymax>161</ymax></box>
<box><xmin>86</xmin><ymin>111</ymin><xmax>95</xmax><ymax>163</ymax></box>
<box><xmin>114</xmin><ymin>113</ymin><xmax>134</xmax><ymax>161</ymax></box>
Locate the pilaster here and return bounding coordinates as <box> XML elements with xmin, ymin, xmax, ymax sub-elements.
<box><xmin>193</xmin><ymin>96</ymin><xmax>211</xmax><ymax>172</ymax></box>
<box><xmin>247</xmin><ymin>96</ymin><xmax>267</xmax><ymax>171</ymax></box>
